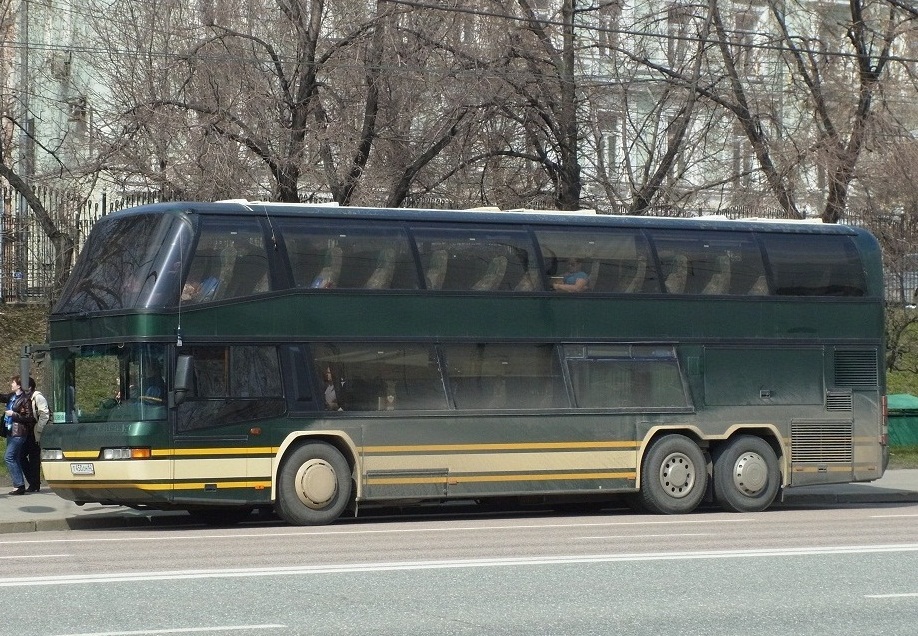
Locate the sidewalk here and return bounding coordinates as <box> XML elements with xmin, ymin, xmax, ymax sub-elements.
<box><xmin>2</xmin><ymin>471</ymin><xmax>918</xmax><ymax>534</ymax></box>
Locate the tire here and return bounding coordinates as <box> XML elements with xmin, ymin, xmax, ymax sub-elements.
<box><xmin>640</xmin><ymin>434</ymin><xmax>707</xmax><ymax>514</ymax></box>
<box><xmin>713</xmin><ymin>435</ymin><xmax>780</xmax><ymax>513</ymax></box>
<box><xmin>275</xmin><ymin>442</ymin><xmax>352</xmax><ymax>526</ymax></box>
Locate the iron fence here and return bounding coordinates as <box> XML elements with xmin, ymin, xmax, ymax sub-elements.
<box><xmin>1</xmin><ymin>187</ymin><xmax>915</xmax><ymax>305</ymax></box>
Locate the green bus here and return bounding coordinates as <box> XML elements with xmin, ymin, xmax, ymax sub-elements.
<box><xmin>37</xmin><ymin>201</ymin><xmax>888</xmax><ymax>525</ymax></box>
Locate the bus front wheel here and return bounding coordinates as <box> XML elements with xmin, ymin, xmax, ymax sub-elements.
<box><xmin>713</xmin><ymin>435</ymin><xmax>780</xmax><ymax>513</ymax></box>
<box><xmin>276</xmin><ymin>442</ymin><xmax>352</xmax><ymax>526</ymax></box>
<box><xmin>640</xmin><ymin>434</ymin><xmax>707</xmax><ymax>514</ymax></box>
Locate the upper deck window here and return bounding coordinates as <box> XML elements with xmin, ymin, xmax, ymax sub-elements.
<box><xmin>534</xmin><ymin>229</ymin><xmax>655</xmax><ymax>293</ymax></box>
<box><xmin>758</xmin><ymin>233</ymin><xmax>867</xmax><ymax>296</ymax></box>
<box><xmin>183</xmin><ymin>217</ymin><xmax>270</xmax><ymax>304</ymax></box>
<box><xmin>55</xmin><ymin>214</ymin><xmax>178</xmax><ymax>313</ymax></box>
<box><xmin>649</xmin><ymin>229</ymin><xmax>766</xmax><ymax>295</ymax></box>
<box><xmin>278</xmin><ymin>221</ymin><xmax>417</xmax><ymax>290</ymax></box>
<box><xmin>412</xmin><ymin>228</ymin><xmax>538</xmax><ymax>291</ymax></box>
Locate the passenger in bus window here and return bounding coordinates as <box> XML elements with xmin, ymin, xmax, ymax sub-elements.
<box><xmin>322</xmin><ymin>367</ymin><xmax>344</xmax><ymax>411</ymax></box>
<box><xmin>552</xmin><ymin>258</ymin><xmax>589</xmax><ymax>292</ymax></box>
<box><xmin>181</xmin><ymin>275</ymin><xmax>219</xmax><ymax>303</ymax></box>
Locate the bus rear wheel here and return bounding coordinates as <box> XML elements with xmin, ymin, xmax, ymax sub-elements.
<box><xmin>276</xmin><ymin>442</ymin><xmax>352</xmax><ymax>526</ymax></box>
<box><xmin>713</xmin><ymin>435</ymin><xmax>780</xmax><ymax>512</ymax></box>
<box><xmin>640</xmin><ymin>434</ymin><xmax>707</xmax><ymax>514</ymax></box>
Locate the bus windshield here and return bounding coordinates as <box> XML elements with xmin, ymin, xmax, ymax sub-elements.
<box><xmin>54</xmin><ymin>212</ymin><xmax>191</xmax><ymax>312</ymax></box>
<box><xmin>53</xmin><ymin>343</ymin><xmax>167</xmax><ymax>423</ymax></box>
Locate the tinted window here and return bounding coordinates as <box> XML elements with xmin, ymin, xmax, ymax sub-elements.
<box><xmin>55</xmin><ymin>214</ymin><xmax>174</xmax><ymax>312</ymax></box>
<box><xmin>312</xmin><ymin>343</ymin><xmax>447</xmax><ymax>411</ymax></box>
<box><xmin>412</xmin><ymin>228</ymin><xmax>538</xmax><ymax>291</ymax></box>
<box><xmin>278</xmin><ymin>222</ymin><xmax>417</xmax><ymax>290</ymax></box>
<box><xmin>650</xmin><ymin>229</ymin><xmax>766</xmax><ymax>295</ymax></box>
<box><xmin>443</xmin><ymin>343</ymin><xmax>568</xmax><ymax>409</ymax></box>
<box><xmin>534</xmin><ymin>229</ymin><xmax>655</xmax><ymax>293</ymax></box>
<box><xmin>175</xmin><ymin>345</ymin><xmax>284</xmax><ymax>432</ymax></box>
<box><xmin>758</xmin><ymin>233</ymin><xmax>866</xmax><ymax>296</ymax></box>
<box><xmin>183</xmin><ymin>217</ymin><xmax>270</xmax><ymax>304</ymax></box>
<box><xmin>565</xmin><ymin>344</ymin><xmax>690</xmax><ymax>409</ymax></box>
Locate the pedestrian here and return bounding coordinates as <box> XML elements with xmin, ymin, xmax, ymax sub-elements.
<box><xmin>21</xmin><ymin>377</ymin><xmax>50</xmax><ymax>492</ymax></box>
<box><xmin>3</xmin><ymin>375</ymin><xmax>36</xmax><ymax>496</ymax></box>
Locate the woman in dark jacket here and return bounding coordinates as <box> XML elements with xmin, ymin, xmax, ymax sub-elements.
<box><xmin>3</xmin><ymin>375</ymin><xmax>36</xmax><ymax>495</ymax></box>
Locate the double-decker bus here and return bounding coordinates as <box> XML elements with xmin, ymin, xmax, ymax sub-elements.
<box><xmin>36</xmin><ymin>201</ymin><xmax>887</xmax><ymax>525</ymax></box>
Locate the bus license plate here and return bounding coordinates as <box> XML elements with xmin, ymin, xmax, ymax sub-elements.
<box><xmin>70</xmin><ymin>463</ymin><xmax>95</xmax><ymax>476</ymax></box>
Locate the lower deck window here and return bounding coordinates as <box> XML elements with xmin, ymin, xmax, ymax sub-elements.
<box><xmin>565</xmin><ymin>344</ymin><xmax>689</xmax><ymax>409</ymax></box>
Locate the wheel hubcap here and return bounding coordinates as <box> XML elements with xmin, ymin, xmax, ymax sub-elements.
<box><xmin>732</xmin><ymin>452</ymin><xmax>768</xmax><ymax>496</ymax></box>
<box><xmin>659</xmin><ymin>452</ymin><xmax>696</xmax><ymax>498</ymax></box>
<box><xmin>295</xmin><ymin>459</ymin><xmax>338</xmax><ymax>509</ymax></box>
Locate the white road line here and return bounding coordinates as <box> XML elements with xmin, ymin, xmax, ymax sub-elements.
<box><xmin>576</xmin><ymin>533</ymin><xmax>710</xmax><ymax>540</ymax></box>
<box><xmin>1</xmin><ymin>518</ymin><xmax>754</xmax><ymax>546</ymax></box>
<box><xmin>0</xmin><ymin>554</ymin><xmax>69</xmax><ymax>560</ymax></box>
<box><xmin>56</xmin><ymin>625</ymin><xmax>285</xmax><ymax>636</ymax></box>
<box><xmin>865</xmin><ymin>592</ymin><xmax>918</xmax><ymax>598</ymax></box>
<box><xmin>3</xmin><ymin>544</ymin><xmax>918</xmax><ymax>587</ymax></box>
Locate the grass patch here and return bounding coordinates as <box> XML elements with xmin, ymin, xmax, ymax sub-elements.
<box><xmin>889</xmin><ymin>445</ymin><xmax>918</xmax><ymax>469</ymax></box>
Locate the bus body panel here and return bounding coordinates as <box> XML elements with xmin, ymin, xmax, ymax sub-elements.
<box><xmin>37</xmin><ymin>202</ymin><xmax>886</xmax><ymax>521</ymax></box>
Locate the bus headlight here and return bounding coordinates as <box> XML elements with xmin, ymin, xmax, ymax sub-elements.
<box><xmin>101</xmin><ymin>448</ymin><xmax>152</xmax><ymax>460</ymax></box>
<box><xmin>41</xmin><ymin>449</ymin><xmax>64</xmax><ymax>461</ymax></box>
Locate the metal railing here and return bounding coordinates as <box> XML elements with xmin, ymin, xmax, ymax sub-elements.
<box><xmin>2</xmin><ymin>186</ymin><xmax>915</xmax><ymax>305</ymax></box>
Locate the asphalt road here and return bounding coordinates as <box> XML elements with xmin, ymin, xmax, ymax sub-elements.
<box><xmin>1</xmin><ymin>502</ymin><xmax>917</xmax><ymax>636</ymax></box>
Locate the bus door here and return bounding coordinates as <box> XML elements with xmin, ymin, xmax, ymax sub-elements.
<box><xmin>172</xmin><ymin>345</ymin><xmax>285</xmax><ymax>505</ymax></box>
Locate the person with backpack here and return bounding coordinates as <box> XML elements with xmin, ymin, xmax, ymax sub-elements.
<box><xmin>3</xmin><ymin>375</ymin><xmax>36</xmax><ymax>496</ymax></box>
<box><xmin>22</xmin><ymin>377</ymin><xmax>50</xmax><ymax>492</ymax></box>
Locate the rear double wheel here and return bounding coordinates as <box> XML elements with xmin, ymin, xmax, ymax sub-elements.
<box><xmin>713</xmin><ymin>435</ymin><xmax>780</xmax><ymax>512</ymax></box>
<box><xmin>640</xmin><ymin>434</ymin><xmax>707</xmax><ymax>514</ymax></box>
<box><xmin>276</xmin><ymin>442</ymin><xmax>353</xmax><ymax>526</ymax></box>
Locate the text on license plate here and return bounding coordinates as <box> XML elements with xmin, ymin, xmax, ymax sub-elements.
<box><xmin>70</xmin><ymin>463</ymin><xmax>95</xmax><ymax>476</ymax></box>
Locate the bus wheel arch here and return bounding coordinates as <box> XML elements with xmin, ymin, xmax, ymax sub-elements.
<box><xmin>639</xmin><ymin>433</ymin><xmax>708</xmax><ymax>514</ymax></box>
<box><xmin>712</xmin><ymin>434</ymin><xmax>780</xmax><ymax>512</ymax></box>
<box><xmin>275</xmin><ymin>439</ymin><xmax>354</xmax><ymax>526</ymax></box>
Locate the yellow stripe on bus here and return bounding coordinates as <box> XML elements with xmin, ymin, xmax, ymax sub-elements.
<box><xmin>366</xmin><ymin>471</ymin><xmax>636</xmax><ymax>485</ymax></box>
<box><xmin>360</xmin><ymin>441</ymin><xmax>640</xmax><ymax>453</ymax></box>
<box><xmin>46</xmin><ymin>481</ymin><xmax>271</xmax><ymax>491</ymax></box>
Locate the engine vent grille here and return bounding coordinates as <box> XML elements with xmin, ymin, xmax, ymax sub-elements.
<box><xmin>791</xmin><ymin>421</ymin><xmax>853</xmax><ymax>463</ymax></box>
<box><xmin>834</xmin><ymin>350</ymin><xmax>878</xmax><ymax>388</ymax></box>
<box><xmin>825</xmin><ymin>390</ymin><xmax>853</xmax><ymax>412</ymax></box>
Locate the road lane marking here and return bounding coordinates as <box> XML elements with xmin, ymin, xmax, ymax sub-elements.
<box><xmin>0</xmin><ymin>554</ymin><xmax>69</xmax><ymax>560</ymax></box>
<box><xmin>56</xmin><ymin>626</ymin><xmax>285</xmax><ymax>636</ymax></box>
<box><xmin>3</xmin><ymin>543</ymin><xmax>918</xmax><ymax>587</ymax></box>
<box><xmin>865</xmin><ymin>592</ymin><xmax>918</xmax><ymax>598</ymax></box>
<box><xmin>1</xmin><ymin>518</ymin><xmax>755</xmax><ymax>545</ymax></box>
<box><xmin>577</xmin><ymin>533</ymin><xmax>710</xmax><ymax>540</ymax></box>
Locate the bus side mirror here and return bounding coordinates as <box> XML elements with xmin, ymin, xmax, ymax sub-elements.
<box><xmin>171</xmin><ymin>354</ymin><xmax>193</xmax><ymax>407</ymax></box>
